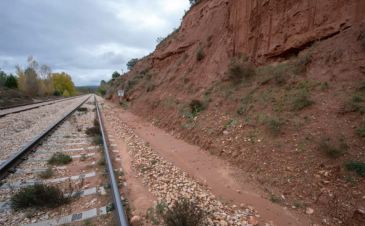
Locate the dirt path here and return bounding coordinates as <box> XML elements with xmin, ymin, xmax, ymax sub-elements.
<box><xmin>104</xmin><ymin>101</ymin><xmax>313</xmax><ymax>226</ymax></box>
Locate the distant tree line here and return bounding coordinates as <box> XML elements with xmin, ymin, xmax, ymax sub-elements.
<box><xmin>0</xmin><ymin>56</ymin><xmax>76</xmax><ymax>97</ymax></box>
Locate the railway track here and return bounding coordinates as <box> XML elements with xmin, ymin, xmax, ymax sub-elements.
<box><xmin>0</xmin><ymin>95</ymin><xmax>128</xmax><ymax>226</ymax></box>
<box><xmin>0</xmin><ymin>96</ymin><xmax>83</xmax><ymax>118</ymax></box>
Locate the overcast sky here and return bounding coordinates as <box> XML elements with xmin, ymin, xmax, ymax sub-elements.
<box><xmin>0</xmin><ymin>0</ymin><xmax>190</xmax><ymax>86</ymax></box>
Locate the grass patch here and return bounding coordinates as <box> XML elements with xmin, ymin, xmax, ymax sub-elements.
<box><xmin>237</xmin><ymin>94</ymin><xmax>254</xmax><ymax>116</ymax></box>
<box><xmin>256</xmin><ymin>63</ymin><xmax>291</xmax><ymax>86</ymax></box>
<box><xmin>319</xmin><ymin>138</ymin><xmax>348</xmax><ymax>158</ymax></box>
<box><xmin>48</xmin><ymin>152</ymin><xmax>72</xmax><ymax>165</ymax></box>
<box><xmin>290</xmin><ymin>89</ymin><xmax>313</xmax><ymax>111</ymax></box>
<box><xmin>38</xmin><ymin>167</ymin><xmax>53</xmax><ymax>179</ymax></box>
<box><xmin>343</xmin><ymin>82</ymin><xmax>365</xmax><ymax>114</ymax></box>
<box><xmin>346</xmin><ymin>161</ymin><xmax>365</xmax><ymax>177</ymax></box>
<box><xmin>11</xmin><ymin>184</ymin><xmax>69</xmax><ymax>210</ymax></box>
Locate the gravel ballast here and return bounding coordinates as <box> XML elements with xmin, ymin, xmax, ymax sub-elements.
<box><xmin>0</xmin><ymin>96</ymin><xmax>89</xmax><ymax>162</ymax></box>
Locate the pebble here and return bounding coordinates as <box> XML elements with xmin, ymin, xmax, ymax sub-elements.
<box><xmin>306</xmin><ymin>207</ymin><xmax>314</xmax><ymax>215</ymax></box>
<box><xmin>130</xmin><ymin>215</ymin><xmax>142</xmax><ymax>226</ymax></box>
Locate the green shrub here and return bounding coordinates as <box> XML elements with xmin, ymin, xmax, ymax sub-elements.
<box><xmin>346</xmin><ymin>161</ymin><xmax>365</xmax><ymax>177</ymax></box>
<box><xmin>189</xmin><ymin>99</ymin><xmax>205</xmax><ymax>116</ymax></box>
<box><xmin>291</xmin><ymin>90</ymin><xmax>313</xmax><ymax>111</ymax></box>
<box><xmin>162</xmin><ymin>198</ymin><xmax>206</xmax><ymax>226</ymax></box>
<box><xmin>228</xmin><ymin>57</ymin><xmax>255</xmax><ymax>83</ymax></box>
<box><xmin>48</xmin><ymin>152</ymin><xmax>72</xmax><ymax>165</ymax></box>
<box><xmin>127</xmin><ymin>58</ymin><xmax>139</xmax><ymax>70</ymax></box>
<box><xmin>38</xmin><ymin>167</ymin><xmax>53</xmax><ymax>179</ymax></box>
<box><xmin>319</xmin><ymin>138</ymin><xmax>348</xmax><ymax>158</ymax></box>
<box><xmin>4</xmin><ymin>74</ymin><xmax>18</xmax><ymax>89</ymax></box>
<box><xmin>11</xmin><ymin>184</ymin><xmax>69</xmax><ymax>210</ymax></box>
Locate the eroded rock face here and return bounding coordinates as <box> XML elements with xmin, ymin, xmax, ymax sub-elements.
<box><xmin>229</xmin><ymin>0</ymin><xmax>365</xmax><ymax>62</ymax></box>
<box><xmin>157</xmin><ymin>0</ymin><xmax>365</xmax><ymax>63</ymax></box>
<box><xmin>116</xmin><ymin>0</ymin><xmax>365</xmax><ymax>93</ymax></box>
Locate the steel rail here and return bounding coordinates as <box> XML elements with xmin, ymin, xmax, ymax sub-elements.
<box><xmin>0</xmin><ymin>95</ymin><xmax>91</xmax><ymax>180</ymax></box>
<box><xmin>0</xmin><ymin>95</ymin><xmax>83</xmax><ymax>118</ymax></box>
<box><xmin>95</xmin><ymin>95</ymin><xmax>129</xmax><ymax>226</ymax></box>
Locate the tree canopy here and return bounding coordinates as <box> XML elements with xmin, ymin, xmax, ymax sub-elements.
<box><xmin>112</xmin><ymin>71</ymin><xmax>121</xmax><ymax>79</ymax></box>
<box><xmin>51</xmin><ymin>72</ymin><xmax>76</xmax><ymax>97</ymax></box>
<box><xmin>127</xmin><ymin>58</ymin><xmax>138</xmax><ymax>70</ymax></box>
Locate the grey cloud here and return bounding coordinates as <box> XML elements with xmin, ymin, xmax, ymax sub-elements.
<box><xmin>0</xmin><ymin>0</ymin><xmax>189</xmax><ymax>86</ymax></box>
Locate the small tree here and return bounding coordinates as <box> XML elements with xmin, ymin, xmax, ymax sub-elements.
<box><xmin>5</xmin><ymin>74</ymin><xmax>18</xmax><ymax>89</ymax></box>
<box><xmin>24</xmin><ymin>67</ymin><xmax>39</xmax><ymax>96</ymax></box>
<box><xmin>127</xmin><ymin>58</ymin><xmax>139</xmax><ymax>70</ymax></box>
<box><xmin>112</xmin><ymin>71</ymin><xmax>121</xmax><ymax>79</ymax></box>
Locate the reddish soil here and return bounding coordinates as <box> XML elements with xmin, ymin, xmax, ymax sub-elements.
<box><xmin>104</xmin><ymin>102</ymin><xmax>312</xmax><ymax>226</ymax></box>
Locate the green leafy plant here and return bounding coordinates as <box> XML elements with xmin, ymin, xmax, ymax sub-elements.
<box><xmin>11</xmin><ymin>184</ymin><xmax>69</xmax><ymax>210</ymax></box>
